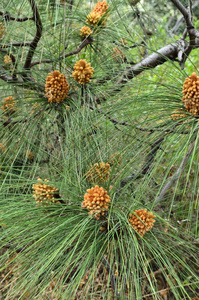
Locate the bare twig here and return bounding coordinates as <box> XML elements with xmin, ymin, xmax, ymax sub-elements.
<box><xmin>0</xmin><ymin>65</ymin><xmax>22</xmax><ymax>83</ymax></box>
<box><xmin>170</xmin><ymin>0</ymin><xmax>199</xmax><ymax>66</ymax></box>
<box><xmin>0</xmin><ymin>11</ymin><xmax>34</xmax><ymax>22</ymax></box>
<box><xmin>155</xmin><ymin>139</ymin><xmax>196</xmax><ymax>203</ymax></box>
<box><xmin>88</xmin><ymin>104</ymin><xmax>130</xmax><ymax>126</ymax></box>
<box><xmin>29</xmin><ymin>36</ymin><xmax>92</xmax><ymax>68</ymax></box>
<box><xmin>88</xmin><ymin>104</ymin><xmax>199</xmax><ymax>135</ymax></box>
<box><xmin>0</xmin><ymin>42</ymin><xmax>31</xmax><ymax>48</ymax></box>
<box><xmin>117</xmin><ymin>41</ymin><xmax>179</xmax><ymax>85</ymax></box>
<box><xmin>23</xmin><ymin>0</ymin><xmax>43</xmax><ymax>71</ymax></box>
<box><xmin>119</xmin><ymin>136</ymin><xmax>165</xmax><ymax>188</ymax></box>
<box><xmin>101</xmin><ymin>257</ymin><xmax>119</xmax><ymax>296</ymax></box>
<box><xmin>171</xmin><ymin>0</ymin><xmax>199</xmax><ymax>34</ymax></box>
<box><xmin>170</xmin><ymin>0</ymin><xmax>193</xmax><ymax>28</ymax></box>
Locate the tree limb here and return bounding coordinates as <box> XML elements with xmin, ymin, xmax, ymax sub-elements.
<box><xmin>0</xmin><ymin>42</ymin><xmax>32</xmax><ymax>48</ymax></box>
<box><xmin>0</xmin><ymin>65</ymin><xmax>22</xmax><ymax>83</ymax></box>
<box><xmin>29</xmin><ymin>36</ymin><xmax>92</xmax><ymax>68</ymax></box>
<box><xmin>170</xmin><ymin>0</ymin><xmax>199</xmax><ymax>66</ymax></box>
<box><xmin>115</xmin><ymin>38</ymin><xmax>199</xmax><ymax>87</ymax></box>
<box><xmin>0</xmin><ymin>11</ymin><xmax>34</xmax><ymax>22</ymax></box>
<box><xmin>170</xmin><ymin>0</ymin><xmax>199</xmax><ymax>34</ymax></box>
<box><xmin>23</xmin><ymin>0</ymin><xmax>43</xmax><ymax>72</ymax></box>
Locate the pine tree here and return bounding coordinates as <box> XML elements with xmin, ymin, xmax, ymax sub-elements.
<box><xmin>0</xmin><ymin>0</ymin><xmax>199</xmax><ymax>299</ymax></box>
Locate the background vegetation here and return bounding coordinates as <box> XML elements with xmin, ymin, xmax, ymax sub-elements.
<box><xmin>0</xmin><ymin>0</ymin><xmax>198</xmax><ymax>299</ymax></box>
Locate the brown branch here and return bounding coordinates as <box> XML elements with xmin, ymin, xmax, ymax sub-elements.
<box><xmin>88</xmin><ymin>104</ymin><xmax>198</xmax><ymax>135</ymax></box>
<box><xmin>155</xmin><ymin>139</ymin><xmax>196</xmax><ymax>204</ymax></box>
<box><xmin>115</xmin><ymin>38</ymin><xmax>199</xmax><ymax>87</ymax></box>
<box><xmin>0</xmin><ymin>42</ymin><xmax>32</xmax><ymax>48</ymax></box>
<box><xmin>117</xmin><ymin>42</ymin><xmax>179</xmax><ymax>85</ymax></box>
<box><xmin>171</xmin><ymin>0</ymin><xmax>199</xmax><ymax>34</ymax></box>
<box><xmin>170</xmin><ymin>0</ymin><xmax>199</xmax><ymax>67</ymax></box>
<box><xmin>0</xmin><ymin>65</ymin><xmax>22</xmax><ymax>83</ymax></box>
<box><xmin>29</xmin><ymin>36</ymin><xmax>92</xmax><ymax>68</ymax></box>
<box><xmin>0</xmin><ymin>11</ymin><xmax>34</xmax><ymax>22</ymax></box>
<box><xmin>23</xmin><ymin>0</ymin><xmax>43</xmax><ymax>72</ymax></box>
<box><xmin>170</xmin><ymin>0</ymin><xmax>193</xmax><ymax>28</ymax></box>
<box><xmin>88</xmin><ymin>104</ymin><xmax>130</xmax><ymax>126</ymax></box>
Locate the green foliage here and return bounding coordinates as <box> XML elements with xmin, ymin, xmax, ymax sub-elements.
<box><xmin>0</xmin><ymin>0</ymin><xmax>199</xmax><ymax>299</ymax></box>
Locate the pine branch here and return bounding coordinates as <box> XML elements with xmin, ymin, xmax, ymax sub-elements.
<box><xmin>0</xmin><ymin>42</ymin><xmax>32</xmax><ymax>48</ymax></box>
<box><xmin>0</xmin><ymin>11</ymin><xmax>34</xmax><ymax>22</ymax></box>
<box><xmin>29</xmin><ymin>36</ymin><xmax>92</xmax><ymax>68</ymax></box>
<box><xmin>23</xmin><ymin>0</ymin><xmax>43</xmax><ymax>72</ymax></box>
<box><xmin>170</xmin><ymin>0</ymin><xmax>199</xmax><ymax>66</ymax></box>
<box><xmin>0</xmin><ymin>65</ymin><xmax>22</xmax><ymax>83</ymax></box>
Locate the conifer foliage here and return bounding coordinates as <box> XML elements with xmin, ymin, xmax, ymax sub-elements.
<box><xmin>0</xmin><ymin>0</ymin><xmax>199</xmax><ymax>299</ymax></box>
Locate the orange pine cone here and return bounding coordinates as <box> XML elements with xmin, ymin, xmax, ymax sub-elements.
<box><xmin>82</xmin><ymin>185</ymin><xmax>111</xmax><ymax>219</ymax></box>
<box><xmin>129</xmin><ymin>209</ymin><xmax>156</xmax><ymax>236</ymax></box>
<box><xmin>45</xmin><ymin>70</ymin><xmax>69</xmax><ymax>103</ymax></box>
<box><xmin>182</xmin><ymin>72</ymin><xmax>199</xmax><ymax>115</ymax></box>
<box><xmin>72</xmin><ymin>59</ymin><xmax>94</xmax><ymax>85</ymax></box>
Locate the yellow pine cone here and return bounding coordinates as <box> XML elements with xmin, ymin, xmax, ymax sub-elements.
<box><xmin>129</xmin><ymin>209</ymin><xmax>156</xmax><ymax>236</ymax></box>
<box><xmin>1</xmin><ymin>96</ymin><xmax>16</xmax><ymax>114</ymax></box>
<box><xmin>80</xmin><ymin>26</ymin><xmax>92</xmax><ymax>37</ymax></box>
<box><xmin>93</xmin><ymin>0</ymin><xmax>108</xmax><ymax>14</ymax></box>
<box><xmin>82</xmin><ymin>185</ymin><xmax>111</xmax><ymax>219</ymax></box>
<box><xmin>32</xmin><ymin>178</ymin><xmax>60</xmax><ymax>205</ymax></box>
<box><xmin>86</xmin><ymin>1</ymin><xmax>108</xmax><ymax>26</ymax></box>
<box><xmin>72</xmin><ymin>59</ymin><xmax>94</xmax><ymax>85</ymax></box>
<box><xmin>4</xmin><ymin>55</ymin><xmax>12</xmax><ymax>65</ymax></box>
<box><xmin>86</xmin><ymin>11</ymin><xmax>101</xmax><ymax>26</ymax></box>
<box><xmin>85</xmin><ymin>162</ymin><xmax>110</xmax><ymax>184</ymax></box>
<box><xmin>45</xmin><ymin>70</ymin><xmax>69</xmax><ymax>103</ymax></box>
<box><xmin>182</xmin><ymin>72</ymin><xmax>199</xmax><ymax>115</ymax></box>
